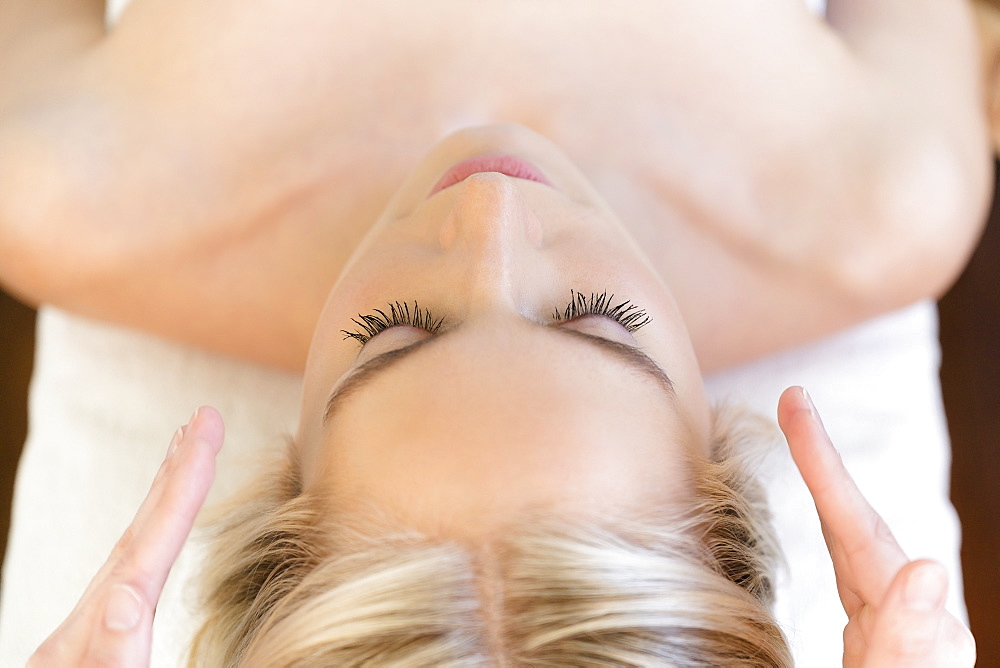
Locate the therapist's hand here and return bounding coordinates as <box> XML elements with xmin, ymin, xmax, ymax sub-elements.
<box><xmin>778</xmin><ymin>386</ymin><xmax>975</xmax><ymax>667</ymax></box>
<box><xmin>27</xmin><ymin>407</ymin><xmax>224</xmax><ymax>668</ymax></box>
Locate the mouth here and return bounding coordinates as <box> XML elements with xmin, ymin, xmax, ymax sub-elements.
<box><xmin>427</xmin><ymin>153</ymin><xmax>553</xmax><ymax>199</ymax></box>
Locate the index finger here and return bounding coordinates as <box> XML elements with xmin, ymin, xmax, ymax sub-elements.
<box><xmin>114</xmin><ymin>407</ymin><xmax>224</xmax><ymax>608</ymax></box>
<box><xmin>777</xmin><ymin>386</ymin><xmax>907</xmax><ymax>604</ymax></box>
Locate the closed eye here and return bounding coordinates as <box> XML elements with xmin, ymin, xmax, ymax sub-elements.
<box><xmin>342</xmin><ymin>290</ymin><xmax>650</xmax><ymax>346</ymax></box>
<box><xmin>325</xmin><ymin>319</ymin><xmax>673</xmax><ymax>425</ymax></box>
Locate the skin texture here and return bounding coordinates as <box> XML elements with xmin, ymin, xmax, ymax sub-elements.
<box><xmin>294</xmin><ymin>126</ymin><xmax>711</xmax><ymax>539</ymax></box>
<box><xmin>0</xmin><ymin>0</ymin><xmax>991</xmax><ymax>372</ymax></box>
<box><xmin>0</xmin><ymin>1</ymin><xmax>986</xmax><ymax>664</ymax></box>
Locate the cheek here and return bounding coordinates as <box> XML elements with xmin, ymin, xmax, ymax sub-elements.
<box><xmin>667</xmin><ymin>345</ymin><xmax>711</xmax><ymax>448</ymax></box>
<box><xmin>299</xmin><ymin>250</ymin><xmax>424</xmax><ymax>446</ymax></box>
<box><xmin>334</xmin><ymin>243</ymin><xmax>428</xmax><ymax>304</ymax></box>
<box><xmin>628</xmin><ymin>274</ymin><xmax>710</xmax><ymax>445</ymax></box>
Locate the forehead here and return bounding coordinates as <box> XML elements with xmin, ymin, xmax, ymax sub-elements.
<box><xmin>328</xmin><ymin>320</ymin><xmax>681</xmax><ymax>440</ymax></box>
<box><xmin>312</xmin><ymin>324</ymin><xmax>696</xmax><ymax>538</ymax></box>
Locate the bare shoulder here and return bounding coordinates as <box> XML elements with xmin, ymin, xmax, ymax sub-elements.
<box><xmin>606</xmin><ymin>0</ymin><xmax>993</xmax><ymax>370</ymax></box>
<box><xmin>0</xmin><ymin>0</ymin><xmax>990</xmax><ymax>371</ymax></box>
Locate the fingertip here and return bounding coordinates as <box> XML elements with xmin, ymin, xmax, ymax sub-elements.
<box><xmin>777</xmin><ymin>385</ymin><xmax>820</xmax><ymax>437</ymax></box>
<box><xmin>777</xmin><ymin>386</ymin><xmax>807</xmax><ymax>425</ymax></box>
<box><xmin>186</xmin><ymin>405</ymin><xmax>225</xmax><ymax>453</ymax></box>
<box><xmin>778</xmin><ymin>386</ymin><xmax>848</xmax><ymax>493</ymax></box>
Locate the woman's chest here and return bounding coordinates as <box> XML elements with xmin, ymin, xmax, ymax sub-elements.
<box><xmin>98</xmin><ymin>0</ymin><xmax>865</xmax><ymax>357</ymax></box>
<box><xmin>108</xmin><ymin>0</ymin><xmax>843</xmax><ymax>205</ymax></box>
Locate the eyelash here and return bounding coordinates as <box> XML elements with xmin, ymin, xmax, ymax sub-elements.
<box><xmin>341</xmin><ymin>290</ymin><xmax>650</xmax><ymax>345</ymax></box>
<box><xmin>341</xmin><ymin>301</ymin><xmax>446</xmax><ymax>344</ymax></box>
<box><xmin>552</xmin><ymin>290</ymin><xmax>651</xmax><ymax>332</ymax></box>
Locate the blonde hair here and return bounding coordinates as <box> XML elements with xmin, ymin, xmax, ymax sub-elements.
<box><xmin>189</xmin><ymin>405</ymin><xmax>792</xmax><ymax>666</ymax></box>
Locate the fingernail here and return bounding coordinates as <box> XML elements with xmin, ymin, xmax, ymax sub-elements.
<box><xmin>905</xmin><ymin>563</ymin><xmax>947</xmax><ymax>611</ymax></box>
<box><xmin>799</xmin><ymin>387</ymin><xmax>814</xmax><ymax>412</ymax></box>
<box><xmin>166</xmin><ymin>408</ymin><xmax>199</xmax><ymax>460</ymax></box>
<box><xmin>166</xmin><ymin>427</ymin><xmax>184</xmax><ymax>459</ymax></box>
<box><xmin>105</xmin><ymin>584</ymin><xmax>143</xmax><ymax>632</ymax></box>
<box><xmin>802</xmin><ymin>387</ymin><xmax>830</xmax><ymax>428</ymax></box>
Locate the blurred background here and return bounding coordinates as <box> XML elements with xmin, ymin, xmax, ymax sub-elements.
<box><xmin>1</xmin><ymin>171</ymin><xmax>998</xmax><ymax>661</ymax></box>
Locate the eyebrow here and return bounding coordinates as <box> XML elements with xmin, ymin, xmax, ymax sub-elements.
<box><xmin>323</xmin><ymin>324</ymin><xmax>675</xmax><ymax>424</ymax></box>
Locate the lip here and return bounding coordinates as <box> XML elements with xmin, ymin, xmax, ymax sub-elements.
<box><xmin>427</xmin><ymin>153</ymin><xmax>553</xmax><ymax>199</ymax></box>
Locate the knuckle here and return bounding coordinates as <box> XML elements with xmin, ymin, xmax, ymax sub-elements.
<box><xmin>112</xmin><ymin>524</ymin><xmax>138</xmax><ymax>558</ymax></box>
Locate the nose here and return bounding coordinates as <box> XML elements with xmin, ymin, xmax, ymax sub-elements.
<box><xmin>438</xmin><ymin>173</ymin><xmax>544</xmax><ymax>310</ymax></box>
<box><xmin>439</xmin><ymin>173</ymin><xmax>544</xmax><ymax>251</ymax></box>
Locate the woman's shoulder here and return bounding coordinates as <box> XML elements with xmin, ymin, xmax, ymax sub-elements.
<box><xmin>0</xmin><ymin>0</ymin><xmax>989</xmax><ymax>371</ymax></box>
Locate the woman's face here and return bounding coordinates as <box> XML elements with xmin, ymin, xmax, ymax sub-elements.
<box><xmin>297</xmin><ymin>124</ymin><xmax>711</xmax><ymax>541</ymax></box>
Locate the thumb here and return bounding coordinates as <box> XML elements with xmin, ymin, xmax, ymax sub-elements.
<box><xmin>862</xmin><ymin>560</ymin><xmax>955</xmax><ymax>667</ymax></box>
